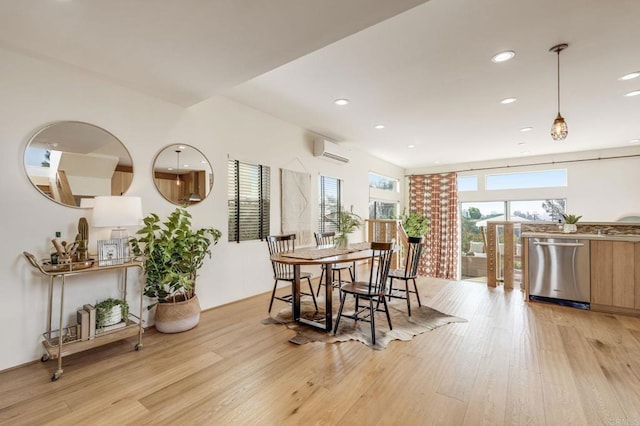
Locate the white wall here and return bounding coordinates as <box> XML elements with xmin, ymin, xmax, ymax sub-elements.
<box><xmin>407</xmin><ymin>147</ymin><xmax>640</xmax><ymax>222</ymax></box>
<box><xmin>0</xmin><ymin>47</ymin><xmax>404</xmax><ymax>371</ymax></box>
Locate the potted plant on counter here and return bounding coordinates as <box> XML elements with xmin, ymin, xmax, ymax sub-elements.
<box><xmin>561</xmin><ymin>213</ymin><xmax>582</xmax><ymax>233</ymax></box>
<box><xmin>130</xmin><ymin>207</ymin><xmax>221</xmax><ymax>333</ymax></box>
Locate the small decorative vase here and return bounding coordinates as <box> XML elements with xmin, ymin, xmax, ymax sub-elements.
<box><xmin>154</xmin><ymin>294</ymin><xmax>201</xmax><ymax>333</ymax></box>
<box><xmin>562</xmin><ymin>223</ymin><xmax>577</xmax><ymax>233</ymax></box>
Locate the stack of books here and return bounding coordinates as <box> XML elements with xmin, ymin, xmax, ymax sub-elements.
<box><xmin>76</xmin><ymin>304</ymin><xmax>96</xmax><ymax>340</ymax></box>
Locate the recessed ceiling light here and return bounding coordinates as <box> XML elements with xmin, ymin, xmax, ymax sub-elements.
<box><xmin>625</xmin><ymin>90</ymin><xmax>640</xmax><ymax>97</ymax></box>
<box><xmin>375</xmin><ymin>124</ymin><xmax>385</xmax><ymax>129</ymax></box>
<box><xmin>168</xmin><ymin>167</ymin><xmax>173</xmax><ymax>171</ymax></box>
<box><xmin>630</xmin><ymin>139</ymin><xmax>640</xmax><ymax>144</ymax></box>
<box><xmin>619</xmin><ymin>72</ymin><xmax>640</xmax><ymax>81</ymax></box>
<box><xmin>178</xmin><ymin>145</ymin><xmax>186</xmax><ymax>150</ymax></box>
<box><xmin>407</xmin><ymin>144</ymin><xmax>416</xmax><ymax>149</ymax></box>
<box><xmin>491</xmin><ymin>50</ymin><xmax>516</xmax><ymax>63</ymax></box>
<box><xmin>183</xmin><ymin>164</ymin><xmax>189</xmax><ymax>168</ymax></box>
<box><xmin>500</xmin><ymin>97</ymin><xmax>517</xmax><ymax>104</ymax></box>
<box><xmin>434</xmin><ymin>160</ymin><xmax>441</xmax><ymax>164</ymax></box>
<box><xmin>517</xmin><ymin>142</ymin><xmax>526</xmax><ymax>146</ymax></box>
<box><xmin>520</xmin><ymin>127</ymin><xmax>533</xmax><ymax>132</ymax></box>
<box><xmin>200</xmin><ymin>160</ymin><xmax>207</xmax><ymax>164</ymax></box>
<box><xmin>334</xmin><ymin>98</ymin><xmax>350</xmax><ymax>106</ymax></box>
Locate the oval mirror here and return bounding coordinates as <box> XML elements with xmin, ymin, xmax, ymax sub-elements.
<box><xmin>24</xmin><ymin>121</ymin><xmax>134</xmax><ymax>208</ymax></box>
<box><xmin>152</xmin><ymin>144</ymin><xmax>213</xmax><ymax>205</ymax></box>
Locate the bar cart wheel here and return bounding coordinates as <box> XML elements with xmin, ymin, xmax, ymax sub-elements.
<box><xmin>41</xmin><ymin>354</ymin><xmax>49</xmax><ymax>362</ymax></box>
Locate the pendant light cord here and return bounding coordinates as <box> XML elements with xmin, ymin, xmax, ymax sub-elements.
<box><xmin>557</xmin><ymin>49</ymin><xmax>561</xmax><ymax>113</ymax></box>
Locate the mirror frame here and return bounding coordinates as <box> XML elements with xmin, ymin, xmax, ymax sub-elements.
<box><xmin>23</xmin><ymin>121</ymin><xmax>134</xmax><ymax>208</ymax></box>
<box><xmin>152</xmin><ymin>144</ymin><xmax>214</xmax><ymax>206</ymax></box>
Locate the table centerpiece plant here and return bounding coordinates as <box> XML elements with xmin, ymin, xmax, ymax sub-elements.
<box><xmin>332</xmin><ymin>210</ymin><xmax>363</xmax><ymax>249</ymax></box>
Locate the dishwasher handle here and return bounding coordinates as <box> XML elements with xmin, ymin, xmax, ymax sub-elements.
<box><xmin>533</xmin><ymin>241</ymin><xmax>585</xmax><ymax>247</ymax></box>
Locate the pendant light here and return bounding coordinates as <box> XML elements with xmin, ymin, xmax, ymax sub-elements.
<box><xmin>175</xmin><ymin>149</ymin><xmax>182</xmax><ymax>186</ymax></box>
<box><xmin>550</xmin><ymin>43</ymin><xmax>569</xmax><ymax>141</ymax></box>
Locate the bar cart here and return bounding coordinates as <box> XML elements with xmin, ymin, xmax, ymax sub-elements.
<box><xmin>22</xmin><ymin>252</ymin><xmax>144</xmax><ymax>381</ymax></box>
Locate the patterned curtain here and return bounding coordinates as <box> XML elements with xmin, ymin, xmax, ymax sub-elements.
<box><xmin>409</xmin><ymin>172</ymin><xmax>458</xmax><ymax>279</ymax></box>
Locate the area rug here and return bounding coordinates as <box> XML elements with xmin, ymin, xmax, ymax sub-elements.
<box><xmin>262</xmin><ymin>296</ymin><xmax>467</xmax><ymax>350</ymax></box>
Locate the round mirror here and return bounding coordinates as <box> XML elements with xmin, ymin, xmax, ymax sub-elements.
<box><xmin>152</xmin><ymin>144</ymin><xmax>213</xmax><ymax>205</ymax></box>
<box><xmin>24</xmin><ymin>121</ymin><xmax>133</xmax><ymax>208</ymax></box>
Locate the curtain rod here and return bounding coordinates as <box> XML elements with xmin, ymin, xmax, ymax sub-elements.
<box><xmin>405</xmin><ymin>153</ymin><xmax>640</xmax><ymax>176</ymax></box>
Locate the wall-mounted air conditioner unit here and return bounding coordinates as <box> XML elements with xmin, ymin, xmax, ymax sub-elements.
<box><xmin>313</xmin><ymin>139</ymin><xmax>350</xmax><ymax>163</ymax></box>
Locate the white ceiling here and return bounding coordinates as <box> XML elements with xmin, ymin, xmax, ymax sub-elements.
<box><xmin>2</xmin><ymin>0</ymin><xmax>640</xmax><ymax>169</ymax></box>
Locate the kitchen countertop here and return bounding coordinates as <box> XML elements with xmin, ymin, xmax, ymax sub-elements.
<box><xmin>522</xmin><ymin>232</ymin><xmax>640</xmax><ymax>242</ymax></box>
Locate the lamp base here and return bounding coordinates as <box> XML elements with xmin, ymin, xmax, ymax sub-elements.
<box><xmin>110</xmin><ymin>228</ymin><xmax>131</xmax><ymax>261</ymax></box>
<box><xmin>110</xmin><ymin>228</ymin><xmax>128</xmax><ymax>240</ymax></box>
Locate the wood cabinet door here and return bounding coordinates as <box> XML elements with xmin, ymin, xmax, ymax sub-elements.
<box><xmin>636</xmin><ymin>244</ymin><xmax>640</xmax><ymax>309</ymax></box>
<box><xmin>590</xmin><ymin>240</ymin><xmax>637</xmax><ymax>309</ymax></box>
<box><xmin>591</xmin><ymin>240</ymin><xmax>613</xmax><ymax>306</ymax></box>
<box><xmin>612</xmin><ymin>242</ymin><xmax>635</xmax><ymax>309</ymax></box>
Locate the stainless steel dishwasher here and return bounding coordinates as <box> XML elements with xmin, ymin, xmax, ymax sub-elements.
<box><xmin>528</xmin><ymin>237</ymin><xmax>590</xmax><ymax>309</ymax></box>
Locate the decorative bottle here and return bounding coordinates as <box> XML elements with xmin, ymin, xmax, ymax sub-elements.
<box><xmin>50</xmin><ymin>231</ymin><xmax>61</xmax><ymax>264</ymax></box>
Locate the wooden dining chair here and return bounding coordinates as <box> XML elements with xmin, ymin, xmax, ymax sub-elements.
<box><xmin>265</xmin><ymin>234</ymin><xmax>318</xmax><ymax>313</ymax></box>
<box><xmin>387</xmin><ymin>236</ymin><xmax>424</xmax><ymax>316</ymax></box>
<box><xmin>314</xmin><ymin>231</ymin><xmax>355</xmax><ymax>296</ymax></box>
<box><xmin>333</xmin><ymin>242</ymin><xmax>394</xmax><ymax>345</ymax></box>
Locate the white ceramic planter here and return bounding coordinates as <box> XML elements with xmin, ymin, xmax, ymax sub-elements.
<box><xmin>563</xmin><ymin>223</ymin><xmax>577</xmax><ymax>233</ymax></box>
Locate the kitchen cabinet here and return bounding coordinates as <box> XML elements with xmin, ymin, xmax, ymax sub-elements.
<box><xmin>590</xmin><ymin>240</ymin><xmax>640</xmax><ymax>314</ymax></box>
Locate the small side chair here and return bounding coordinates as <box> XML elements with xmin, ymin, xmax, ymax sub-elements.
<box><xmin>387</xmin><ymin>236</ymin><xmax>424</xmax><ymax>316</ymax></box>
<box><xmin>266</xmin><ymin>234</ymin><xmax>318</xmax><ymax>313</ymax></box>
<box><xmin>333</xmin><ymin>242</ymin><xmax>394</xmax><ymax>345</ymax></box>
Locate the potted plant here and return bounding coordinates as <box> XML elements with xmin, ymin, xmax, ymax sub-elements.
<box><xmin>400</xmin><ymin>210</ymin><xmax>429</xmax><ymax>238</ymax></box>
<box><xmin>95</xmin><ymin>298</ymin><xmax>129</xmax><ymax>330</ymax></box>
<box><xmin>331</xmin><ymin>210</ymin><xmax>363</xmax><ymax>249</ymax></box>
<box><xmin>130</xmin><ymin>207</ymin><xmax>221</xmax><ymax>333</ymax></box>
<box><xmin>561</xmin><ymin>213</ymin><xmax>582</xmax><ymax>233</ymax></box>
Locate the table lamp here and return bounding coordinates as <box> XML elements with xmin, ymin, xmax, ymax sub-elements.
<box><xmin>92</xmin><ymin>196</ymin><xmax>143</xmax><ymax>239</ymax></box>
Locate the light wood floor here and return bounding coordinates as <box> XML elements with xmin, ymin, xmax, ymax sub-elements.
<box><xmin>2</xmin><ymin>277</ymin><xmax>640</xmax><ymax>425</ymax></box>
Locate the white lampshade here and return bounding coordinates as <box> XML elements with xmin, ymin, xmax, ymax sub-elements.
<box><xmin>92</xmin><ymin>196</ymin><xmax>143</xmax><ymax>239</ymax></box>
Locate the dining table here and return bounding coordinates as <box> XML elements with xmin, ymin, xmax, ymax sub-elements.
<box><xmin>270</xmin><ymin>242</ymin><xmax>373</xmax><ymax>331</ymax></box>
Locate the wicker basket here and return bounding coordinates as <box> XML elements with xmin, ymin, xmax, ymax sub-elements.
<box><xmin>154</xmin><ymin>294</ymin><xmax>201</xmax><ymax>333</ymax></box>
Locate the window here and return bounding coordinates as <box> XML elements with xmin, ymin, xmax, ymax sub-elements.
<box><xmin>228</xmin><ymin>159</ymin><xmax>270</xmax><ymax>242</ymax></box>
<box><xmin>457</xmin><ymin>175</ymin><xmax>478</xmax><ymax>192</ymax></box>
<box><xmin>369</xmin><ymin>201</ymin><xmax>398</xmax><ymax>219</ymax></box>
<box><xmin>510</xmin><ymin>199</ymin><xmax>566</xmax><ymax>222</ymax></box>
<box><xmin>319</xmin><ymin>175</ymin><xmax>341</xmax><ymax>233</ymax></box>
<box><xmin>486</xmin><ymin>169</ymin><xmax>567</xmax><ymax>190</ymax></box>
<box><xmin>369</xmin><ymin>172</ymin><xmax>398</xmax><ymax>192</ymax></box>
<box><xmin>368</xmin><ymin>172</ymin><xmax>400</xmax><ymax>219</ymax></box>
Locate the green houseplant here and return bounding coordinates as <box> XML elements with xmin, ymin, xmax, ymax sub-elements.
<box><xmin>95</xmin><ymin>298</ymin><xmax>129</xmax><ymax>329</ymax></box>
<box><xmin>130</xmin><ymin>207</ymin><xmax>221</xmax><ymax>333</ymax></box>
<box><xmin>331</xmin><ymin>210</ymin><xmax>363</xmax><ymax>248</ymax></box>
<box><xmin>401</xmin><ymin>210</ymin><xmax>430</xmax><ymax>238</ymax></box>
<box><xmin>561</xmin><ymin>213</ymin><xmax>581</xmax><ymax>233</ymax></box>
